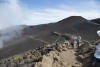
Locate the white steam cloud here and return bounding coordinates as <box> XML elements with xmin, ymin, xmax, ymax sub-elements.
<box><xmin>0</xmin><ymin>25</ymin><xmax>25</xmax><ymax>48</ymax></box>
<box><xmin>0</xmin><ymin>0</ymin><xmax>26</xmax><ymax>48</ymax></box>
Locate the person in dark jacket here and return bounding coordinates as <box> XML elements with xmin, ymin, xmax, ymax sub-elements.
<box><xmin>70</xmin><ymin>38</ymin><xmax>74</xmax><ymax>48</ymax></box>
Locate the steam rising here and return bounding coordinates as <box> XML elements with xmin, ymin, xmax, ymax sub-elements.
<box><xmin>0</xmin><ymin>25</ymin><xmax>25</xmax><ymax>48</ymax></box>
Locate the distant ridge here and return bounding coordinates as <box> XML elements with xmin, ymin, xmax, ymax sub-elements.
<box><xmin>58</xmin><ymin>16</ymin><xmax>88</xmax><ymax>23</ymax></box>
<box><xmin>91</xmin><ymin>18</ymin><xmax>100</xmax><ymax>25</ymax></box>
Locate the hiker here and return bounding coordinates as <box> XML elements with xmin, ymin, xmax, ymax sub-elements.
<box><xmin>92</xmin><ymin>30</ymin><xmax>100</xmax><ymax>67</ymax></box>
<box><xmin>70</xmin><ymin>37</ymin><xmax>74</xmax><ymax>48</ymax></box>
<box><xmin>93</xmin><ymin>44</ymin><xmax>100</xmax><ymax>67</ymax></box>
<box><xmin>76</xmin><ymin>36</ymin><xmax>81</xmax><ymax>48</ymax></box>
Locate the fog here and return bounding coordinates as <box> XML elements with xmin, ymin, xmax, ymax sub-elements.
<box><xmin>0</xmin><ymin>25</ymin><xmax>25</xmax><ymax>48</ymax></box>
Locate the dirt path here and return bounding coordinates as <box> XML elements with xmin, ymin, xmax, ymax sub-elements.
<box><xmin>58</xmin><ymin>49</ymin><xmax>81</xmax><ymax>67</ymax></box>
<box><xmin>35</xmin><ymin>45</ymin><xmax>82</xmax><ymax>67</ymax></box>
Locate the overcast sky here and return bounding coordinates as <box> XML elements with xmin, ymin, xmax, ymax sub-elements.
<box><xmin>0</xmin><ymin>0</ymin><xmax>100</xmax><ymax>29</ymax></box>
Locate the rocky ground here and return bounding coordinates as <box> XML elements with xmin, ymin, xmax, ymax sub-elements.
<box><xmin>35</xmin><ymin>44</ymin><xmax>82</xmax><ymax>67</ymax></box>
<box><xmin>0</xmin><ymin>40</ymin><xmax>96</xmax><ymax>67</ymax></box>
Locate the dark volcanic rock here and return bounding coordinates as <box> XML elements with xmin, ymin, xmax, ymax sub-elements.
<box><xmin>0</xmin><ymin>38</ymin><xmax>44</xmax><ymax>59</ymax></box>
<box><xmin>91</xmin><ymin>18</ymin><xmax>100</xmax><ymax>25</ymax></box>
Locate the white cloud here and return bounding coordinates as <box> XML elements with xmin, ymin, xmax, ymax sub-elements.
<box><xmin>0</xmin><ymin>0</ymin><xmax>100</xmax><ymax>29</ymax></box>
<box><xmin>0</xmin><ymin>0</ymin><xmax>23</xmax><ymax>29</ymax></box>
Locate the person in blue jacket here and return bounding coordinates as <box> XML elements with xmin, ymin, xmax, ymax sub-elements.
<box><xmin>77</xmin><ymin>36</ymin><xmax>81</xmax><ymax>48</ymax></box>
